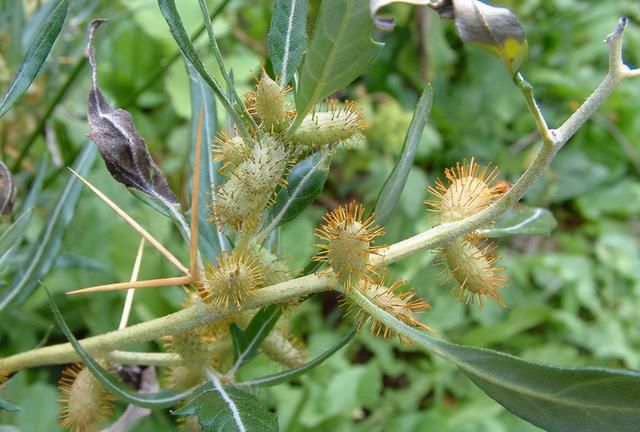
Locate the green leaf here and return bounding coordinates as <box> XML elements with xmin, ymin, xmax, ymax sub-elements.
<box><xmin>479</xmin><ymin>205</ymin><xmax>557</xmax><ymax>238</ymax></box>
<box><xmin>47</xmin><ymin>289</ymin><xmax>192</xmax><ymax>409</ymax></box>
<box><xmin>0</xmin><ymin>208</ymin><xmax>33</xmax><ymax>260</ymax></box>
<box><xmin>196</xmin><ymin>0</ymin><xmax>254</xmax><ymax>126</ymax></box>
<box><xmin>187</xmin><ymin>62</ymin><xmax>229</xmax><ymax>262</ymax></box>
<box><xmin>157</xmin><ymin>0</ymin><xmax>252</xmax><ymax>143</ymax></box>
<box><xmin>0</xmin><ymin>0</ymin><xmax>68</xmax><ymax>118</ymax></box>
<box><xmin>350</xmin><ymin>289</ymin><xmax>640</xmax><ymax>432</ymax></box>
<box><xmin>293</xmin><ymin>0</ymin><xmax>383</xmax><ymax>127</ymax></box>
<box><xmin>173</xmin><ymin>378</ymin><xmax>278</xmax><ymax>432</ymax></box>
<box><xmin>374</xmin><ymin>84</ymin><xmax>432</xmax><ymax>226</ymax></box>
<box><xmin>452</xmin><ymin>0</ymin><xmax>528</xmax><ymax>75</ymax></box>
<box><xmin>0</xmin><ymin>144</ymin><xmax>96</xmax><ymax>312</ymax></box>
<box><xmin>230</xmin><ymin>305</ymin><xmax>282</xmax><ymax>368</ymax></box>
<box><xmin>240</xmin><ymin>325</ymin><xmax>357</xmax><ymax>387</ymax></box>
<box><xmin>261</xmin><ymin>152</ymin><xmax>330</xmax><ymax>240</ymax></box>
<box><xmin>268</xmin><ymin>0</ymin><xmax>309</xmax><ymax>87</ymax></box>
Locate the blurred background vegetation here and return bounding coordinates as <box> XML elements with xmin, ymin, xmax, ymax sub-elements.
<box><xmin>1</xmin><ymin>0</ymin><xmax>640</xmax><ymax>430</ymax></box>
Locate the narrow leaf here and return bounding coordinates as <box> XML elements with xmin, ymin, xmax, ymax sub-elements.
<box><xmin>173</xmin><ymin>377</ymin><xmax>278</xmax><ymax>432</ymax></box>
<box><xmin>260</xmin><ymin>152</ymin><xmax>330</xmax><ymax>241</ymax></box>
<box><xmin>268</xmin><ymin>0</ymin><xmax>309</xmax><ymax>87</ymax></box>
<box><xmin>86</xmin><ymin>20</ymin><xmax>178</xmax><ymax>207</ymax></box>
<box><xmin>157</xmin><ymin>0</ymin><xmax>253</xmax><ymax>143</ymax></box>
<box><xmin>241</xmin><ymin>325</ymin><xmax>357</xmax><ymax>387</ymax></box>
<box><xmin>47</xmin><ymin>289</ymin><xmax>192</xmax><ymax>409</ymax></box>
<box><xmin>230</xmin><ymin>305</ymin><xmax>282</xmax><ymax>368</ymax></box>
<box><xmin>0</xmin><ymin>208</ymin><xmax>33</xmax><ymax>259</ymax></box>
<box><xmin>0</xmin><ymin>144</ymin><xmax>96</xmax><ymax>312</ymax></box>
<box><xmin>350</xmin><ymin>289</ymin><xmax>640</xmax><ymax>432</ymax></box>
<box><xmin>0</xmin><ymin>397</ymin><xmax>21</xmax><ymax>412</ymax></box>
<box><xmin>374</xmin><ymin>84</ymin><xmax>432</xmax><ymax>226</ymax></box>
<box><xmin>187</xmin><ymin>62</ymin><xmax>228</xmax><ymax>262</ymax></box>
<box><xmin>453</xmin><ymin>0</ymin><xmax>528</xmax><ymax>74</ymax></box>
<box><xmin>0</xmin><ymin>161</ymin><xmax>17</xmax><ymax>215</ymax></box>
<box><xmin>293</xmin><ymin>0</ymin><xmax>383</xmax><ymax>128</ymax></box>
<box><xmin>196</xmin><ymin>0</ymin><xmax>252</xmax><ymax>126</ymax></box>
<box><xmin>479</xmin><ymin>205</ymin><xmax>557</xmax><ymax>238</ymax></box>
<box><xmin>0</xmin><ymin>0</ymin><xmax>68</xmax><ymax>118</ymax></box>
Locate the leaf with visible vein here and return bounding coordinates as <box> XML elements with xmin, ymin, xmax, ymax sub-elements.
<box><xmin>0</xmin><ymin>0</ymin><xmax>68</xmax><ymax>118</ymax></box>
<box><xmin>173</xmin><ymin>376</ymin><xmax>278</xmax><ymax>432</ymax></box>
<box><xmin>479</xmin><ymin>205</ymin><xmax>557</xmax><ymax>238</ymax></box>
<box><xmin>350</xmin><ymin>288</ymin><xmax>640</xmax><ymax>432</ymax></box>
<box><xmin>269</xmin><ymin>0</ymin><xmax>309</xmax><ymax>86</ymax></box>
<box><xmin>293</xmin><ymin>0</ymin><xmax>383</xmax><ymax>129</ymax></box>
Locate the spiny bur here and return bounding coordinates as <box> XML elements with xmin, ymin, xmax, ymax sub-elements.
<box><xmin>292</xmin><ymin>100</ymin><xmax>365</xmax><ymax>155</ymax></box>
<box><xmin>198</xmin><ymin>250</ymin><xmax>265</xmax><ymax>309</ymax></box>
<box><xmin>211</xmin><ymin>134</ymin><xmax>291</xmax><ymax>231</ymax></box>
<box><xmin>254</xmin><ymin>71</ymin><xmax>289</xmax><ymax>132</ymax></box>
<box><xmin>426</xmin><ymin>158</ymin><xmax>509</xmax><ymax>307</ymax></box>
<box><xmin>58</xmin><ymin>363</ymin><xmax>115</xmax><ymax>432</ymax></box>
<box><xmin>314</xmin><ymin>201</ymin><xmax>384</xmax><ymax>292</ymax></box>
<box><xmin>349</xmin><ymin>277</ymin><xmax>432</xmax><ymax>344</ymax></box>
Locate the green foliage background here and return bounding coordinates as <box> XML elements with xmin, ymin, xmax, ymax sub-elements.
<box><xmin>1</xmin><ymin>0</ymin><xmax>639</xmax><ymax>430</ymax></box>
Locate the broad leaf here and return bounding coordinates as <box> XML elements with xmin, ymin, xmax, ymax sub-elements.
<box><xmin>479</xmin><ymin>205</ymin><xmax>557</xmax><ymax>238</ymax></box>
<box><xmin>157</xmin><ymin>0</ymin><xmax>252</xmax><ymax>142</ymax></box>
<box><xmin>0</xmin><ymin>144</ymin><xmax>96</xmax><ymax>312</ymax></box>
<box><xmin>187</xmin><ymin>62</ymin><xmax>228</xmax><ymax>262</ymax></box>
<box><xmin>173</xmin><ymin>379</ymin><xmax>278</xmax><ymax>432</ymax></box>
<box><xmin>293</xmin><ymin>0</ymin><xmax>383</xmax><ymax>127</ymax></box>
<box><xmin>268</xmin><ymin>0</ymin><xmax>309</xmax><ymax>87</ymax></box>
<box><xmin>230</xmin><ymin>305</ymin><xmax>282</xmax><ymax>368</ymax></box>
<box><xmin>47</xmin><ymin>289</ymin><xmax>192</xmax><ymax>409</ymax></box>
<box><xmin>241</xmin><ymin>325</ymin><xmax>357</xmax><ymax>387</ymax></box>
<box><xmin>374</xmin><ymin>84</ymin><xmax>432</xmax><ymax>226</ymax></box>
<box><xmin>262</xmin><ymin>152</ymin><xmax>330</xmax><ymax>238</ymax></box>
<box><xmin>0</xmin><ymin>0</ymin><xmax>68</xmax><ymax>118</ymax></box>
<box><xmin>350</xmin><ymin>289</ymin><xmax>640</xmax><ymax>432</ymax></box>
<box><xmin>452</xmin><ymin>0</ymin><xmax>528</xmax><ymax>74</ymax></box>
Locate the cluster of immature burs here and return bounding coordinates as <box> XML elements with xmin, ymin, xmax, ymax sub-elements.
<box><xmin>56</xmin><ymin>73</ymin><xmax>509</xmax><ymax>431</ymax></box>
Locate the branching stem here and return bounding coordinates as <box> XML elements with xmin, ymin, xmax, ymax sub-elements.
<box><xmin>1</xmin><ymin>19</ymin><xmax>637</xmax><ymax>377</ymax></box>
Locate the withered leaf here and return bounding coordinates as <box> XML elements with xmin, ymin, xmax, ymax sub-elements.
<box><xmin>0</xmin><ymin>161</ymin><xmax>16</xmax><ymax>216</ymax></box>
<box><xmin>86</xmin><ymin>20</ymin><xmax>177</xmax><ymax>204</ymax></box>
<box><xmin>452</xmin><ymin>0</ymin><xmax>528</xmax><ymax>74</ymax></box>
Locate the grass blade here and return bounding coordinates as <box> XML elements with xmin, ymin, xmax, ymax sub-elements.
<box><xmin>0</xmin><ymin>0</ymin><xmax>68</xmax><ymax>118</ymax></box>
<box><xmin>0</xmin><ymin>143</ymin><xmax>96</xmax><ymax>312</ymax></box>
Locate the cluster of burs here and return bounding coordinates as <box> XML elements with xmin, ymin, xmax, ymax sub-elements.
<box><xmin>56</xmin><ymin>73</ymin><xmax>511</xmax><ymax>432</ymax></box>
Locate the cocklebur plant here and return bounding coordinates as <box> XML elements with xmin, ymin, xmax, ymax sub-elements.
<box><xmin>1</xmin><ymin>0</ymin><xmax>640</xmax><ymax>431</ymax></box>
